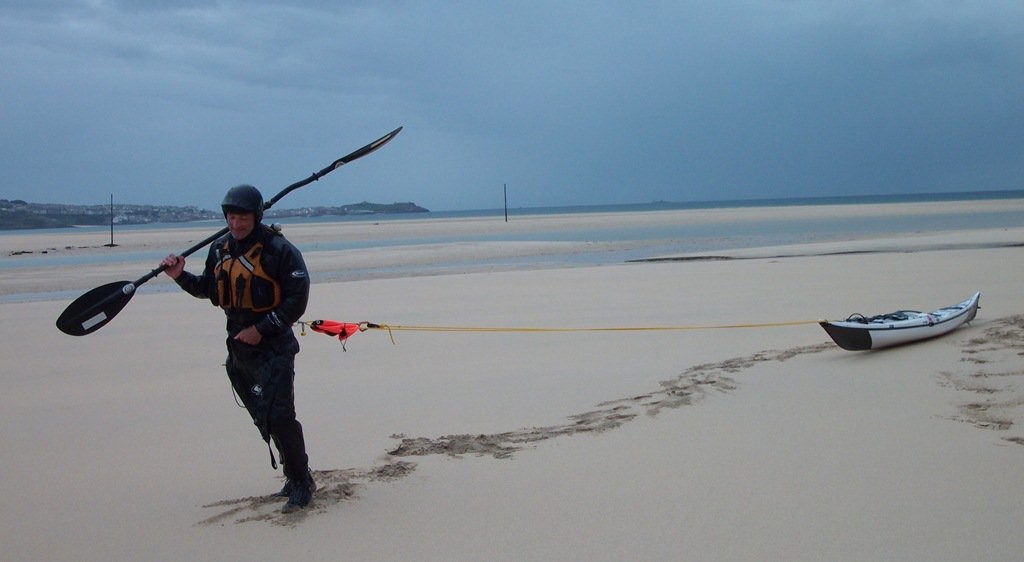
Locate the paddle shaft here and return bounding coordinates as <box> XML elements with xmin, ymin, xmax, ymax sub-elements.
<box><xmin>139</xmin><ymin>125</ymin><xmax>404</xmax><ymax>288</ymax></box>
<box><xmin>57</xmin><ymin>126</ymin><xmax>402</xmax><ymax>335</ymax></box>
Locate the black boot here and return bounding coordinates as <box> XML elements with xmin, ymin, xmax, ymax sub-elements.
<box><xmin>281</xmin><ymin>471</ymin><xmax>316</xmax><ymax>514</ymax></box>
<box><xmin>272</xmin><ymin>479</ymin><xmax>293</xmax><ymax>499</ymax></box>
<box><xmin>272</xmin><ymin>467</ymin><xmax>314</xmax><ymax>500</ymax></box>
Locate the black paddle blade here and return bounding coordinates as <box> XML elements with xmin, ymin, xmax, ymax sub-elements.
<box><xmin>56</xmin><ymin>281</ymin><xmax>136</xmax><ymax>336</ymax></box>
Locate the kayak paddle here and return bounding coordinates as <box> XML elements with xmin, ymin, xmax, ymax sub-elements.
<box><xmin>56</xmin><ymin>126</ymin><xmax>402</xmax><ymax>336</ymax></box>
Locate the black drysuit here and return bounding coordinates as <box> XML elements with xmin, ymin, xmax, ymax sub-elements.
<box><xmin>174</xmin><ymin>224</ymin><xmax>311</xmax><ymax>483</ymax></box>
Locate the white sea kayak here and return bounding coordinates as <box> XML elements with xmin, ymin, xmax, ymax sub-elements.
<box><xmin>820</xmin><ymin>292</ymin><xmax>980</xmax><ymax>351</ymax></box>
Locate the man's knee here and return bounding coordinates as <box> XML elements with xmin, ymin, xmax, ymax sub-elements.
<box><xmin>268</xmin><ymin>404</ymin><xmax>299</xmax><ymax>431</ymax></box>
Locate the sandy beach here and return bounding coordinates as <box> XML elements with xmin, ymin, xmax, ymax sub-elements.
<box><xmin>2</xmin><ymin>202</ymin><xmax>1023</xmax><ymax>561</ymax></box>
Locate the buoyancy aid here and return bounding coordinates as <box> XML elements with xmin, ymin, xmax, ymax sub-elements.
<box><xmin>213</xmin><ymin>239</ymin><xmax>281</xmax><ymax>312</ymax></box>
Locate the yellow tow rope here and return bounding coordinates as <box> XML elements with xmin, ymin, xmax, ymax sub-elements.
<box><xmin>299</xmin><ymin>319</ymin><xmax>821</xmax><ymax>346</ymax></box>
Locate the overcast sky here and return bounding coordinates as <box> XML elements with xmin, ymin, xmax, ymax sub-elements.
<box><xmin>2</xmin><ymin>1</ymin><xmax>1022</xmax><ymax>211</ymax></box>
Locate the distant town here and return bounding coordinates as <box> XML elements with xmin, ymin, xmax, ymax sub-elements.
<box><xmin>0</xmin><ymin>199</ymin><xmax>429</xmax><ymax>230</ymax></box>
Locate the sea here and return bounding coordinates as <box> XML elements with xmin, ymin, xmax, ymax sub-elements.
<box><xmin>3</xmin><ymin>189</ymin><xmax>1024</xmax><ymax>283</ymax></box>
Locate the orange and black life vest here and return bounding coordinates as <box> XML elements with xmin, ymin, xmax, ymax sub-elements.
<box><xmin>213</xmin><ymin>240</ymin><xmax>281</xmax><ymax>312</ymax></box>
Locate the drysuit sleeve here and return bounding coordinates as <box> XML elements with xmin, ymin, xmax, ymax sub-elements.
<box><xmin>173</xmin><ymin>244</ymin><xmax>219</xmax><ymax>303</ymax></box>
<box><xmin>254</xmin><ymin>239</ymin><xmax>309</xmax><ymax>337</ymax></box>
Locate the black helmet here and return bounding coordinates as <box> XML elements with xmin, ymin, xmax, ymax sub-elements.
<box><xmin>221</xmin><ymin>184</ymin><xmax>264</xmax><ymax>222</ymax></box>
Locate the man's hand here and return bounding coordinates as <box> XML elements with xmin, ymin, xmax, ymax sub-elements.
<box><xmin>161</xmin><ymin>255</ymin><xmax>185</xmax><ymax>279</ymax></box>
<box><xmin>234</xmin><ymin>325</ymin><xmax>263</xmax><ymax>346</ymax></box>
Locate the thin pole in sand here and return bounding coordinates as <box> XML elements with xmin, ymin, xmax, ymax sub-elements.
<box><xmin>504</xmin><ymin>183</ymin><xmax>508</xmax><ymax>222</ymax></box>
<box><xmin>104</xmin><ymin>193</ymin><xmax>117</xmax><ymax>248</ymax></box>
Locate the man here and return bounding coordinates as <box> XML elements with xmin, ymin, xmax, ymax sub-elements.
<box><xmin>161</xmin><ymin>184</ymin><xmax>315</xmax><ymax>513</ymax></box>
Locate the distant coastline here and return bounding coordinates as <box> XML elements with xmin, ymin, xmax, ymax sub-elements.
<box><xmin>0</xmin><ymin>199</ymin><xmax>429</xmax><ymax>230</ymax></box>
<box><xmin>3</xmin><ymin>189</ymin><xmax>1023</xmax><ymax>231</ymax></box>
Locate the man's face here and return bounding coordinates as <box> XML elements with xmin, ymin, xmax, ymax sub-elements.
<box><xmin>226</xmin><ymin>211</ymin><xmax>256</xmax><ymax>240</ymax></box>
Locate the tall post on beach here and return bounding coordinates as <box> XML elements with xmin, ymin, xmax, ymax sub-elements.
<box><xmin>105</xmin><ymin>193</ymin><xmax>117</xmax><ymax>247</ymax></box>
<box><xmin>503</xmin><ymin>183</ymin><xmax>508</xmax><ymax>222</ymax></box>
